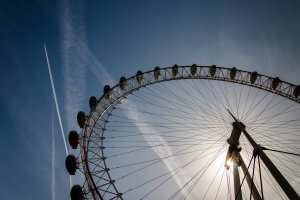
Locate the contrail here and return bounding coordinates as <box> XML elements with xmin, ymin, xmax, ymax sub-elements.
<box><xmin>59</xmin><ymin>0</ymin><xmax>188</xmax><ymax>195</ymax></box>
<box><xmin>59</xmin><ymin>1</ymin><xmax>187</xmax><ymax>197</ymax></box>
<box><xmin>60</xmin><ymin>0</ymin><xmax>87</xmax><ymax>132</ymax></box>
<box><xmin>87</xmin><ymin>53</ymin><xmax>188</xmax><ymax>196</ymax></box>
<box><xmin>45</xmin><ymin>44</ymin><xmax>72</xmax><ymax>192</ymax></box>
<box><xmin>44</xmin><ymin>44</ymin><xmax>68</xmax><ymax>155</ymax></box>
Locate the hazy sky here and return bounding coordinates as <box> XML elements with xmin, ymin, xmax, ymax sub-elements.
<box><xmin>0</xmin><ymin>0</ymin><xmax>299</xmax><ymax>199</ymax></box>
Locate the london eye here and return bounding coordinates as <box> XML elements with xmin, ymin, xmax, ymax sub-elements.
<box><xmin>65</xmin><ymin>65</ymin><xmax>300</xmax><ymax>199</ymax></box>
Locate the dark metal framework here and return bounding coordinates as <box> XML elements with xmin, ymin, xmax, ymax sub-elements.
<box><xmin>73</xmin><ymin>65</ymin><xmax>300</xmax><ymax>199</ymax></box>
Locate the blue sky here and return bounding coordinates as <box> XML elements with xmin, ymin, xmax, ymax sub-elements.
<box><xmin>0</xmin><ymin>0</ymin><xmax>299</xmax><ymax>199</ymax></box>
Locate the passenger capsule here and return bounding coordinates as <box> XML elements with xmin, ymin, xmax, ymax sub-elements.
<box><xmin>136</xmin><ymin>70</ymin><xmax>143</xmax><ymax>84</ymax></box>
<box><xmin>210</xmin><ymin>65</ymin><xmax>216</xmax><ymax>76</ymax></box>
<box><xmin>230</xmin><ymin>67</ymin><xmax>237</xmax><ymax>80</ymax></box>
<box><xmin>103</xmin><ymin>85</ymin><xmax>112</xmax><ymax>99</ymax></box>
<box><xmin>89</xmin><ymin>96</ymin><xmax>97</xmax><ymax>110</ymax></box>
<box><xmin>250</xmin><ymin>71</ymin><xmax>258</xmax><ymax>84</ymax></box>
<box><xmin>172</xmin><ymin>64</ymin><xmax>179</xmax><ymax>77</ymax></box>
<box><xmin>65</xmin><ymin>155</ymin><xmax>77</xmax><ymax>175</ymax></box>
<box><xmin>70</xmin><ymin>185</ymin><xmax>84</xmax><ymax>200</ymax></box>
<box><xmin>119</xmin><ymin>76</ymin><xmax>127</xmax><ymax>90</ymax></box>
<box><xmin>191</xmin><ymin>64</ymin><xmax>197</xmax><ymax>76</ymax></box>
<box><xmin>77</xmin><ymin>111</ymin><xmax>86</xmax><ymax>128</ymax></box>
<box><xmin>68</xmin><ymin>130</ymin><xmax>79</xmax><ymax>149</ymax></box>
<box><xmin>272</xmin><ymin>77</ymin><xmax>280</xmax><ymax>90</ymax></box>
<box><xmin>154</xmin><ymin>66</ymin><xmax>160</xmax><ymax>79</ymax></box>
<box><xmin>294</xmin><ymin>85</ymin><xmax>300</xmax><ymax>98</ymax></box>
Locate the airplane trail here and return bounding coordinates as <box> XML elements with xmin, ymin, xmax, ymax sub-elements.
<box><xmin>44</xmin><ymin>44</ymin><xmax>69</xmax><ymax>156</ymax></box>
<box><xmin>45</xmin><ymin>44</ymin><xmax>72</xmax><ymax>194</ymax></box>
<box><xmin>59</xmin><ymin>1</ymin><xmax>187</xmax><ymax>197</ymax></box>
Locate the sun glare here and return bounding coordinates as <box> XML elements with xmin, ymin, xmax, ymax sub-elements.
<box><xmin>225</xmin><ymin>158</ymin><xmax>232</xmax><ymax>170</ymax></box>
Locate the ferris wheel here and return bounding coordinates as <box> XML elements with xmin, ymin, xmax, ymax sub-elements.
<box><xmin>65</xmin><ymin>65</ymin><xmax>300</xmax><ymax>200</ymax></box>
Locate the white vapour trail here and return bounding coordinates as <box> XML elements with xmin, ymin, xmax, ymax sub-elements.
<box><xmin>44</xmin><ymin>44</ymin><xmax>69</xmax><ymax>156</ymax></box>
<box><xmin>88</xmin><ymin>53</ymin><xmax>189</xmax><ymax>198</ymax></box>
<box><xmin>60</xmin><ymin>0</ymin><xmax>87</xmax><ymax>132</ymax></box>
<box><xmin>61</xmin><ymin>1</ymin><xmax>188</xmax><ymax>196</ymax></box>
<box><xmin>87</xmin><ymin>54</ymin><xmax>188</xmax><ymax>194</ymax></box>
<box><xmin>45</xmin><ymin>44</ymin><xmax>72</xmax><ymax>192</ymax></box>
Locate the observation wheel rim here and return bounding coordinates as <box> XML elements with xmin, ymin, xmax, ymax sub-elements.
<box><xmin>79</xmin><ymin>65</ymin><xmax>300</xmax><ymax>199</ymax></box>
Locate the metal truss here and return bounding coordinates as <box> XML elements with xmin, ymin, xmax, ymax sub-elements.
<box><xmin>74</xmin><ymin>65</ymin><xmax>300</xmax><ymax>199</ymax></box>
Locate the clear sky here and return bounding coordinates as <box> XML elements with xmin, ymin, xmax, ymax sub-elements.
<box><xmin>0</xmin><ymin>0</ymin><xmax>299</xmax><ymax>199</ymax></box>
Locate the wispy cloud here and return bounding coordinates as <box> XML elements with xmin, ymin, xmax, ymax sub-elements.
<box><xmin>88</xmin><ymin>54</ymin><xmax>188</xmax><ymax>197</ymax></box>
<box><xmin>59</xmin><ymin>0</ymin><xmax>87</xmax><ymax>131</ymax></box>
<box><xmin>60</xmin><ymin>0</ymin><xmax>187</xmax><ymax>197</ymax></box>
<box><xmin>125</xmin><ymin>108</ymin><xmax>189</xmax><ymax>197</ymax></box>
